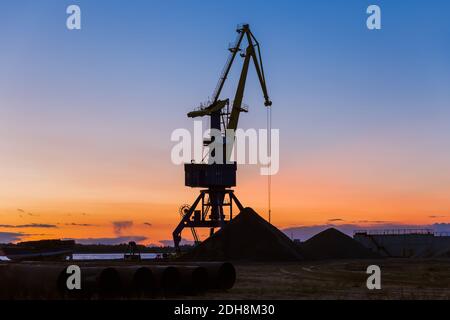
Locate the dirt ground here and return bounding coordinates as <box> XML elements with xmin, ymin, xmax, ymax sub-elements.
<box><xmin>1</xmin><ymin>258</ymin><xmax>448</xmax><ymax>300</ymax></box>
<box><xmin>199</xmin><ymin>259</ymin><xmax>450</xmax><ymax>300</ymax></box>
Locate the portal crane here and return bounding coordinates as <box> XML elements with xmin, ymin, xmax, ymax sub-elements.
<box><xmin>172</xmin><ymin>24</ymin><xmax>272</xmax><ymax>250</ymax></box>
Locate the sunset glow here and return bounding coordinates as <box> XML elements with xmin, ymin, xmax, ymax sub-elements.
<box><xmin>1</xmin><ymin>0</ymin><xmax>450</xmax><ymax>245</ymax></box>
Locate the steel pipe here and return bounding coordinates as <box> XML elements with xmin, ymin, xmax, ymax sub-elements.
<box><xmin>147</xmin><ymin>265</ymin><xmax>181</xmax><ymax>294</ymax></box>
<box><xmin>177</xmin><ymin>266</ymin><xmax>209</xmax><ymax>294</ymax></box>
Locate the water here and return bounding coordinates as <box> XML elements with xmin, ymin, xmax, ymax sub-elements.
<box><xmin>72</xmin><ymin>253</ymin><xmax>158</xmax><ymax>260</ymax></box>
<box><xmin>0</xmin><ymin>253</ymin><xmax>158</xmax><ymax>261</ymax></box>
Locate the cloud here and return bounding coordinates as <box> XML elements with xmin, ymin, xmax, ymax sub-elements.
<box><xmin>147</xmin><ymin>243</ymin><xmax>162</xmax><ymax>247</ymax></box>
<box><xmin>17</xmin><ymin>209</ymin><xmax>25</xmax><ymax>213</ymax></box>
<box><xmin>0</xmin><ymin>223</ymin><xmax>57</xmax><ymax>229</ymax></box>
<box><xmin>351</xmin><ymin>220</ymin><xmax>388</xmax><ymax>224</ymax></box>
<box><xmin>65</xmin><ymin>223</ymin><xmax>97</xmax><ymax>227</ymax></box>
<box><xmin>432</xmin><ymin>223</ymin><xmax>450</xmax><ymax>233</ymax></box>
<box><xmin>0</xmin><ymin>232</ymin><xmax>27</xmax><ymax>243</ymax></box>
<box><xmin>112</xmin><ymin>221</ymin><xmax>133</xmax><ymax>235</ymax></box>
<box><xmin>143</xmin><ymin>222</ymin><xmax>152</xmax><ymax>227</ymax></box>
<box><xmin>72</xmin><ymin>236</ymin><xmax>148</xmax><ymax>245</ymax></box>
<box><xmin>328</xmin><ymin>218</ymin><xmax>343</xmax><ymax>222</ymax></box>
<box><xmin>429</xmin><ymin>215</ymin><xmax>447</xmax><ymax>219</ymax></box>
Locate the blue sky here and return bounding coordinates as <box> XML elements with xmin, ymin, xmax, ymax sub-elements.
<box><xmin>2</xmin><ymin>0</ymin><xmax>449</xmax><ymax>154</ymax></box>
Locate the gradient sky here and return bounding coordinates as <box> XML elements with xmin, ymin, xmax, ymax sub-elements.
<box><xmin>1</xmin><ymin>0</ymin><xmax>450</xmax><ymax>245</ymax></box>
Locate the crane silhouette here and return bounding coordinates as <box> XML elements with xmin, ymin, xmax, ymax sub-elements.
<box><xmin>173</xmin><ymin>24</ymin><xmax>272</xmax><ymax>251</ymax></box>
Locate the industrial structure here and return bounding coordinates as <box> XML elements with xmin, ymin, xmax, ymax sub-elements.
<box><xmin>354</xmin><ymin>229</ymin><xmax>450</xmax><ymax>258</ymax></box>
<box><xmin>172</xmin><ymin>24</ymin><xmax>272</xmax><ymax>250</ymax></box>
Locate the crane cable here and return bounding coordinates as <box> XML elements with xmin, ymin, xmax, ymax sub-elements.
<box><xmin>267</xmin><ymin>105</ymin><xmax>272</xmax><ymax>224</ymax></box>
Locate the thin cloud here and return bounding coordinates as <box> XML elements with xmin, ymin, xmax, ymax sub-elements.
<box><xmin>65</xmin><ymin>223</ymin><xmax>97</xmax><ymax>227</ymax></box>
<box><xmin>0</xmin><ymin>232</ymin><xmax>27</xmax><ymax>243</ymax></box>
<box><xmin>433</xmin><ymin>223</ymin><xmax>450</xmax><ymax>232</ymax></box>
<box><xmin>17</xmin><ymin>209</ymin><xmax>25</xmax><ymax>213</ymax></box>
<box><xmin>0</xmin><ymin>224</ymin><xmax>58</xmax><ymax>229</ymax></box>
<box><xmin>143</xmin><ymin>222</ymin><xmax>152</xmax><ymax>227</ymax></box>
<box><xmin>351</xmin><ymin>220</ymin><xmax>389</xmax><ymax>224</ymax></box>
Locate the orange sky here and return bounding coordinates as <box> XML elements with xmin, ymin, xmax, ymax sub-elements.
<box><xmin>1</xmin><ymin>1</ymin><xmax>450</xmax><ymax>245</ymax></box>
<box><xmin>1</xmin><ymin>149</ymin><xmax>449</xmax><ymax>245</ymax></box>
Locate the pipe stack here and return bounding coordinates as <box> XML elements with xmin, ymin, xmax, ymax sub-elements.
<box><xmin>0</xmin><ymin>262</ymin><xmax>236</xmax><ymax>299</ymax></box>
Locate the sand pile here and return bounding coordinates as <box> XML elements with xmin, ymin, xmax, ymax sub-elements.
<box><xmin>298</xmin><ymin>228</ymin><xmax>380</xmax><ymax>260</ymax></box>
<box><xmin>181</xmin><ymin>208</ymin><xmax>302</xmax><ymax>261</ymax></box>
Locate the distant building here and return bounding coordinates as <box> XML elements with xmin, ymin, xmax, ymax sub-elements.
<box><xmin>353</xmin><ymin>229</ymin><xmax>450</xmax><ymax>258</ymax></box>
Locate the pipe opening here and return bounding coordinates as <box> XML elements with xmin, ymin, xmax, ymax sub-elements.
<box><xmin>57</xmin><ymin>268</ymin><xmax>70</xmax><ymax>293</ymax></box>
<box><xmin>98</xmin><ymin>267</ymin><xmax>122</xmax><ymax>293</ymax></box>
<box><xmin>161</xmin><ymin>266</ymin><xmax>180</xmax><ymax>292</ymax></box>
<box><xmin>217</xmin><ymin>263</ymin><xmax>236</xmax><ymax>290</ymax></box>
<box><xmin>133</xmin><ymin>267</ymin><xmax>155</xmax><ymax>292</ymax></box>
<box><xmin>192</xmin><ymin>267</ymin><xmax>209</xmax><ymax>292</ymax></box>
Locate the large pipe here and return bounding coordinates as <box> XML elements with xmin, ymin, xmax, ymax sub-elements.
<box><xmin>147</xmin><ymin>265</ymin><xmax>181</xmax><ymax>294</ymax></box>
<box><xmin>0</xmin><ymin>264</ymin><xmax>123</xmax><ymax>299</ymax></box>
<box><xmin>192</xmin><ymin>262</ymin><xmax>236</xmax><ymax>290</ymax></box>
<box><xmin>133</xmin><ymin>266</ymin><xmax>156</xmax><ymax>294</ymax></box>
<box><xmin>152</xmin><ymin>262</ymin><xmax>236</xmax><ymax>290</ymax></box>
<box><xmin>0</xmin><ymin>264</ymin><xmax>17</xmax><ymax>299</ymax></box>
<box><xmin>177</xmin><ymin>266</ymin><xmax>209</xmax><ymax>294</ymax></box>
<box><xmin>1</xmin><ymin>264</ymin><xmax>68</xmax><ymax>299</ymax></box>
<box><xmin>113</xmin><ymin>266</ymin><xmax>155</xmax><ymax>297</ymax></box>
<box><xmin>0</xmin><ymin>261</ymin><xmax>236</xmax><ymax>299</ymax></box>
<box><xmin>72</xmin><ymin>267</ymin><xmax>122</xmax><ymax>298</ymax></box>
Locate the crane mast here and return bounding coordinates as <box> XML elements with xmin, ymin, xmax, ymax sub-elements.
<box><xmin>173</xmin><ymin>24</ymin><xmax>272</xmax><ymax>250</ymax></box>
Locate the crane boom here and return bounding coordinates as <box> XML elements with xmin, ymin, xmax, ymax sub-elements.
<box><xmin>227</xmin><ymin>30</ymin><xmax>272</xmax><ymax>130</ymax></box>
<box><xmin>227</xmin><ymin>46</ymin><xmax>252</xmax><ymax>131</ymax></box>
<box><xmin>211</xmin><ymin>26</ymin><xmax>247</xmax><ymax>103</ymax></box>
<box><xmin>188</xmin><ymin>24</ymin><xmax>272</xmax><ymax>131</ymax></box>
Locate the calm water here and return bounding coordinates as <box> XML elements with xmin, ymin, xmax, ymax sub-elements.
<box><xmin>0</xmin><ymin>253</ymin><xmax>158</xmax><ymax>261</ymax></box>
<box><xmin>72</xmin><ymin>253</ymin><xmax>158</xmax><ymax>260</ymax></box>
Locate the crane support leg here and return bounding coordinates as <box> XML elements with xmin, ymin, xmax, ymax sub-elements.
<box><xmin>172</xmin><ymin>189</ymin><xmax>244</xmax><ymax>251</ymax></box>
<box><xmin>230</xmin><ymin>192</ymin><xmax>244</xmax><ymax>211</ymax></box>
<box><xmin>172</xmin><ymin>193</ymin><xmax>203</xmax><ymax>250</ymax></box>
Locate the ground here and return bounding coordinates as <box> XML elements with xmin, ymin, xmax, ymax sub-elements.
<box><xmin>1</xmin><ymin>258</ymin><xmax>449</xmax><ymax>300</ymax></box>
<box><xmin>199</xmin><ymin>259</ymin><xmax>450</xmax><ymax>300</ymax></box>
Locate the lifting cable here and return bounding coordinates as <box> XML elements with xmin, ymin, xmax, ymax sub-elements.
<box><xmin>267</xmin><ymin>105</ymin><xmax>272</xmax><ymax>224</ymax></box>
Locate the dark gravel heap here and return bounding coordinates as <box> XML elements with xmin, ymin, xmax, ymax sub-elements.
<box><xmin>181</xmin><ymin>207</ymin><xmax>303</xmax><ymax>261</ymax></box>
<box><xmin>298</xmin><ymin>228</ymin><xmax>380</xmax><ymax>260</ymax></box>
